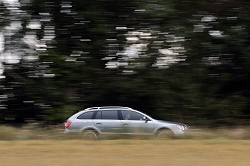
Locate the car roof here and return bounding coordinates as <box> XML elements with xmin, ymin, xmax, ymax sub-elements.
<box><xmin>74</xmin><ymin>106</ymin><xmax>153</xmax><ymax>120</ymax></box>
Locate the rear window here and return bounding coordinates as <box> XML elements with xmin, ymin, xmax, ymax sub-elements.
<box><xmin>93</xmin><ymin>110</ymin><xmax>118</xmax><ymax>120</ymax></box>
<box><xmin>102</xmin><ymin>110</ymin><xmax>118</xmax><ymax>120</ymax></box>
<box><xmin>95</xmin><ymin>111</ymin><xmax>102</xmax><ymax>119</ymax></box>
<box><xmin>77</xmin><ymin>111</ymin><xmax>94</xmax><ymax>119</ymax></box>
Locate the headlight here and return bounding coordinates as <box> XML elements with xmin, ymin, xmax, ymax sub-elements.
<box><xmin>177</xmin><ymin>125</ymin><xmax>185</xmax><ymax>131</ymax></box>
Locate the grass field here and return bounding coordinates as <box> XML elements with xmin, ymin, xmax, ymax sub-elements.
<box><xmin>0</xmin><ymin>125</ymin><xmax>250</xmax><ymax>166</ymax></box>
<box><xmin>1</xmin><ymin>139</ymin><xmax>250</xmax><ymax>166</ymax></box>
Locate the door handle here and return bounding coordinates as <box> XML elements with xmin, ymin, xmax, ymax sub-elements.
<box><xmin>96</xmin><ymin>123</ymin><xmax>102</xmax><ymax>125</ymax></box>
<box><xmin>123</xmin><ymin>123</ymin><xmax>128</xmax><ymax>126</ymax></box>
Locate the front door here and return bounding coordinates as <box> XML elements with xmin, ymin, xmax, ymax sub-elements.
<box><xmin>120</xmin><ymin>110</ymin><xmax>154</xmax><ymax>135</ymax></box>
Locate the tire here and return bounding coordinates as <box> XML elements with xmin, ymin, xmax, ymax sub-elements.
<box><xmin>156</xmin><ymin>129</ymin><xmax>174</xmax><ymax>139</ymax></box>
<box><xmin>82</xmin><ymin>130</ymin><xmax>98</xmax><ymax>140</ymax></box>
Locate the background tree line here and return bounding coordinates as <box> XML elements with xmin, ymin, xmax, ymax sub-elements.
<box><xmin>0</xmin><ymin>0</ymin><xmax>250</xmax><ymax>127</ymax></box>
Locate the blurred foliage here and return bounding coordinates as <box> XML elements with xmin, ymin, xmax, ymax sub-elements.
<box><xmin>0</xmin><ymin>0</ymin><xmax>250</xmax><ymax>126</ymax></box>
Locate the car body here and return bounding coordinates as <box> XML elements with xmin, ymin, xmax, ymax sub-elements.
<box><xmin>64</xmin><ymin>106</ymin><xmax>189</xmax><ymax>139</ymax></box>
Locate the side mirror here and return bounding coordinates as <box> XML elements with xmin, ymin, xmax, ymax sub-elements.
<box><xmin>142</xmin><ymin>116</ymin><xmax>149</xmax><ymax>123</ymax></box>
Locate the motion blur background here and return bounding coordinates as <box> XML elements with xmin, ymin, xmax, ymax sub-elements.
<box><xmin>0</xmin><ymin>0</ymin><xmax>250</xmax><ymax>127</ymax></box>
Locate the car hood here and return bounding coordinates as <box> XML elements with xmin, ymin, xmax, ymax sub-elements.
<box><xmin>157</xmin><ymin>120</ymin><xmax>189</xmax><ymax>127</ymax></box>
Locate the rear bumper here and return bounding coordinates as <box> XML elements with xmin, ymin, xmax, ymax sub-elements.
<box><xmin>64</xmin><ymin>129</ymin><xmax>81</xmax><ymax>133</ymax></box>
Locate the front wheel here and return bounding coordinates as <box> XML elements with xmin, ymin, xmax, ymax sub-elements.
<box><xmin>156</xmin><ymin>129</ymin><xmax>174</xmax><ymax>139</ymax></box>
<box><xmin>82</xmin><ymin>130</ymin><xmax>98</xmax><ymax>140</ymax></box>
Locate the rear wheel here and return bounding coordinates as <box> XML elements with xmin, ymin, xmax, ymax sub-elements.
<box><xmin>82</xmin><ymin>130</ymin><xmax>98</xmax><ymax>140</ymax></box>
<box><xmin>156</xmin><ymin>129</ymin><xmax>174</xmax><ymax>139</ymax></box>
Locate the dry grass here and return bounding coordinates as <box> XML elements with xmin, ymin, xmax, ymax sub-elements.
<box><xmin>0</xmin><ymin>125</ymin><xmax>250</xmax><ymax>166</ymax></box>
<box><xmin>0</xmin><ymin>139</ymin><xmax>250</xmax><ymax>166</ymax></box>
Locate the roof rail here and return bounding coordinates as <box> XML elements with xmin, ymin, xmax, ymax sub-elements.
<box><xmin>85</xmin><ymin>106</ymin><xmax>132</xmax><ymax>110</ymax></box>
<box><xmin>85</xmin><ymin>107</ymin><xmax>100</xmax><ymax>110</ymax></box>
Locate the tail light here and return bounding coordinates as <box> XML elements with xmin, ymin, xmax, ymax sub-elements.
<box><xmin>65</xmin><ymin>121</ymin><xmax>72</xmax><ymax>129</ymax></box>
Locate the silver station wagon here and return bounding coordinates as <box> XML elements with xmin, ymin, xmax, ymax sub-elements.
<box><xmin>64</xmin><ymin>106</ymin><xmax>189</xmax><ymax>139</ymax></box>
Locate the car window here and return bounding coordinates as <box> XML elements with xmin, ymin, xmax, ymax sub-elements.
<box><xmin>121</xmin><ymin>110</ymin><xmax>144</xmax><ymax>120</ymax></box>
<box><xmin>102</xmin><ymin>110</ymin><xmax>118</xmax><ymax>120</ymax></box>
<box><xmin>77</xmin><ymin>111</ymin><xmax>94</xmax><ymax>119</ymax></box>
<box><xmin>95</xmin><ymin>111</ymin><xmax>102</xmax><ymax>119</ymax></box>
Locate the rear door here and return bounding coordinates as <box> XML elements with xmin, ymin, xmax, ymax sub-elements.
<box><xmin>92</xmin><ymin>110</ymin><xmax>122</xmax><ymax>134</ymax></box>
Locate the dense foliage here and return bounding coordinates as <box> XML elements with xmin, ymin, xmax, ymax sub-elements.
<box><xmin>0</xmin><ymin>0</ymin><xmax>250</xmax><ymax>126</ymax></box>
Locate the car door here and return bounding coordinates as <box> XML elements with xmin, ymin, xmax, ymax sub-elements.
<box><xmin>92</xmin><ymin>110</ymin><xmax>122</xmax><ymax>134</ymax></box>
<box><xmin>120</xmin><ymin>110</ymin><xmax>154</xmax><ymax>135</ymax></box>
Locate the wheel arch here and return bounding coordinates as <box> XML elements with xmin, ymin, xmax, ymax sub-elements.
<box><xmin>154</xmin><ymin>127</ymin><xmax>174</xmax><ymax>136</ymax></box>
<box><xmin>81</xmin><ymin>127</ymin><xmax>100</xmax><ymax>135</ymax></box>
